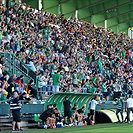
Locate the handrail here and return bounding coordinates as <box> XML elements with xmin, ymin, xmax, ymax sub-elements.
<box><xmin>0</xmin><ymin>52</ymin><xmax>36</xmax><ymax>83</ymax></box>
<box><xmin>11</xmin><ymin>53</ymin><xmax>37</xmax><ymax>82</ymax></box>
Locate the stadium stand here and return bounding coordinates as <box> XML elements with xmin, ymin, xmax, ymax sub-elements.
<box><xmin>0</xmin><ymin>2</ymin><xmax>133</xmax><ymax>99</ymax></box>
<box><xmin>0</xmin><ymin>1</ymin><xmax>133</xmax><ymax>130</ymax></box>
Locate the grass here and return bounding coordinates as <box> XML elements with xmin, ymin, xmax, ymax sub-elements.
<box><xmin>1</xmin><ymin>123</ymin><xmax>133</xmax><ymax>133</ymax></box>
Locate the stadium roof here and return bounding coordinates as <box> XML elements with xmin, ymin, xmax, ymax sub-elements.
<box><xmin>42</xmin><ymin>0</ymin><xmax>133</xmax><ymax>33</ymax></box>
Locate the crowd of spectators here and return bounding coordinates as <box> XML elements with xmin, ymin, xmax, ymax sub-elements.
<box><xmin>0</xmin><ymin>2</ymin><xmax>133</xmax><ymax>101</ymax></box>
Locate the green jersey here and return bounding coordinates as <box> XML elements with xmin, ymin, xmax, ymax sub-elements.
<box><xmin>52</xmin><ymin>73</ymin><xmax>62</xmax><ymax>86</ymax></box>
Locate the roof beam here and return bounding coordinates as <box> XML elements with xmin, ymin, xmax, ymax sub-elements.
<box><xmin>73</xmin><ymin>1</ymin><xmax>133</xmax><ymax>21</ymax></box>
<box><xmin>95</xmin><ymin>1</ymin><xmax>133</xmax><ymax>15</ymax></box>
<box><xmin>109</xmin><ymin>10</ymin><xmax>133</xmax><ymax>20</ymax></box>
<box><xmin>77</xmin><ymin>0</ymin><xmax>108</xmax><ymax>10</ymax></box>
<box><xmin>56</xmin><ymin>0</ymin><xmax>107</xmax><ymax>16</ymax></box>
<box><xmin>96</xmin><ymin>10</ymin><xmax>133</xmax><ymax>23</ymax></box>
<box><xmin>44</xmin><ymin>0</ymin><xmax>70</xmax><ymax>10</ymax></box>
<box><xmin>108</xmin><ymin>18</ymin><xmax>133</xmax><ymax>28</ymax></box>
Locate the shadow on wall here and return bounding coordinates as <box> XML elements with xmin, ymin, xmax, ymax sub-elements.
<box><xmin>95</xmin><ymin>111</ymin><xmax>112</xmax><ymax>123</ymax></box>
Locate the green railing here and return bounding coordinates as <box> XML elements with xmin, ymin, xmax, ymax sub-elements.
<box><xmin>0</xmin><ymin>52</ymin><xmax>36</xmax><ymax>84</ymax></box>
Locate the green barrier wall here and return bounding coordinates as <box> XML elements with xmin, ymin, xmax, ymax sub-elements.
<box><xmin>0</xmin><ymin>104</ymin><xmax>45</xmax><ymax>115</ymax></box>
<box><xmin>21</xmin><ymin>104</ymin><xmax>45</xmax><ymax>114</ymax></box>
<box><xmin>45</xmin><ymin>93</ymin><xmax>96</xmax><ymax>115</ymax></box>
<box><xmin>0</xmin><ymin>104</ymin><xmax>10</xmax><ymax>115</ymax></box>
<box><xmin>0</xmin><ymin>93</ymin><xmax>127</xmax><ymax>123</ymax></box>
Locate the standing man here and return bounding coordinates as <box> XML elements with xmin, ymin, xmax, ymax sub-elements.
<box><xmin>63</xmin><ymin>96</ymin><xmax>72</xmax><ymax>125</ymax></box>
<box><xmin>52</xmin><ymin>70</ymin><xmax>62</xmax><ymax>93</ymax></box>
<box><xmin>126</xmin><ymin>94</ymin><xmax>133</xmax><ymax>123</ymax></box>
<box><xmin>115</xmin><ymin>95</ymin><xmax>124</xmax><ymax>123</ymax></box>
<box><xmin>10</xmin><ymin>91</ymin><xmax>22</xmax><ymax>132</ymax></box>
<box><xmin>89</xmin><ymin>95</ymin><xmax>105</xmax><ymax>124</ymax></box>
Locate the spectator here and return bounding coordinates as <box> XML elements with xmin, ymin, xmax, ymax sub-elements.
<box><xmin>15</xmin><ymin>75</ymin><xmax>24</xmax><ymax>89</ymax></box>
<box><xmin>0</xmin><ymin>64</ymin><xmax>3</xmax><ymax>75</ymax></box>
<box><xmin>72</xmin><ymin>70</ymin><xmax>78</xmax><ymax>89</ymax></box>
<box><xmin>15</xmin><ymin>84</ymin><xmax>23</xmax><ymax>95</ymax></box>
<box><xmin>10</xmin><ymin>91</ymin><xmax>22</xmax><ymax>131</ymax></box>
<box><xmin>36</xmin><ymin>72</ymin><xmax>43</xmax><ymax>98</ymax></box>
<box><xmin>52</xmin><ymin>70</ymin><xmax>62</xmax><ymax>93</ymax></box>
<box><xmin>19</xmin><ymin>91</ymin><xmax>30</xmax><ymax>101</ymax></box>
<box><xmin>26</xmin><ymin>79</ymin><xmax>36</xmax><ymax>98</ymax></box>
<box><xmin>39</xmin><ymin>73</ymin><xmax>49</xmax><ymax>94</ymax></box>
<box><xmin>0</xmin><ymin>2</ymin><xmax>132</xmax><ymax>98</ymax></box>
<box><xmin>0</xmin><ymin>72</ymin><xmax>8</xmax><ymax>82</ymax></box>
<box><xmin>0</xmin><ymin>90</ymin><xmax>9</xmax><ymax>102</ymax></box>
<box><xmin>6</xmin><ymin>83</ymin><xmax>15</xmax><ymax>98</ymax></box>
<box><xmin>0</xmin><ymin>56</ymin><xmax>6</xmax><ymax>66</ymax></box>
<box><xmin>26</xmin><ymin>58</ymin><xmax>36</xmax><ymax>72</ymax></box>
<box><xmin>8</xmin><ymin>74</ymin><xmax>16</xmax><ymax>85</ymax></box>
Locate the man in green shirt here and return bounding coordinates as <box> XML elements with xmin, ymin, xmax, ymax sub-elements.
<box><xmin>88</xmin><ymin>85</ymin><xmax>97</xmax><ymax>93</ymax></box>
<box><xmin>52</xmin><ymin>70</ymin><xmax>62</xmax><ymax>93</ymax></box>
<box><xmin>72</xmin><ymin>70</ymin><xmax>78</xmax><ymax>87</ymax></box>
<box><xmin>50</xmin><ymin>59</ymin><xmax>57</xmax><ymax>76</ymax></box>
<box><xmin>98</xmin><ymin>59</ymin><xmax>103</xmax><ymax>73</ymax></box>
<box><xmin>0</xmin><ymin>30</ymin><xmax>2</xmax><ymax>43</ymax></box>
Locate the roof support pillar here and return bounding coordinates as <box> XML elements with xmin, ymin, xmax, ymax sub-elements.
<box><xmin>91</xmin><ymin>15</ymin><xmax>94</xmax><ymax>24</ymax></box>
<box><xmin>58</xmin><ymin>4</ymin><xmax>61</xmax><ymax>15</ymax></box>
<box><xmin>38</xmin><ymin>0</ymin><xmax>42</xmax><ymax>10</ymax></box>
<box><xmin>75</xmin><ymin>10</ymin><xmax>78</xmax><ymax>20</ymax></box>
<box><xmin>117</xmin><ymin>24</ymin><xmax>119</xmax><ymax>34</ymax></box>
<box><xmin>105</xmin><ymin>20</ymin><xmax>107</xmax><ymax>30</ymax></box>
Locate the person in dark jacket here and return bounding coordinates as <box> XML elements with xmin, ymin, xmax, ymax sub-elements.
<box><xmin>26</xmin><ymin>79</ymin><xmax>36</xmax><ymax>98</ymax></box>
<box><xmin>63</xmin><ymin>96</ymin><xmax>72</xmax><ymax>124</ymax></box>
<box><xmin>8</xmin><ymin>74</ymin><xmax>16</xmax><ymax>85</ymax></box>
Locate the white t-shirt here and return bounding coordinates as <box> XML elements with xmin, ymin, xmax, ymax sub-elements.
<box><xmin>127</xmin><ymin>98</ymin><xmax>133</xmax><ymax>108</ymax></box>
<box><xmin>0</xmin><ymin>68</ymin><xmax>2</xmax><ymax>75</ymax></box>
<box><xmin>90</xmin><ymin>99</ymin><xmax>98</xmax><ymax>110</ymax></box>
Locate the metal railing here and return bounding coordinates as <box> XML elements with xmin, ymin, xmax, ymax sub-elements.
<box><xmin>0</xmin><ymin>52</ymin><xmax>36</xmax><ymax>84</ymax></box>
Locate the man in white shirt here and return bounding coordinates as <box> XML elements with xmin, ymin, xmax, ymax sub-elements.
<box><xmin>0</xmin><ymin>64</ymin><xmax>3</xmax><ymax>75</ymax></box>
<box><xmin>89</xmin><ymin>95</ymin><xmax>105</xmax><ymax>124</ymax></box>
<box><xmin>126</xmin><ymin>94</ymin><xmax>133</xmax><ymax>123</ymax></box>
